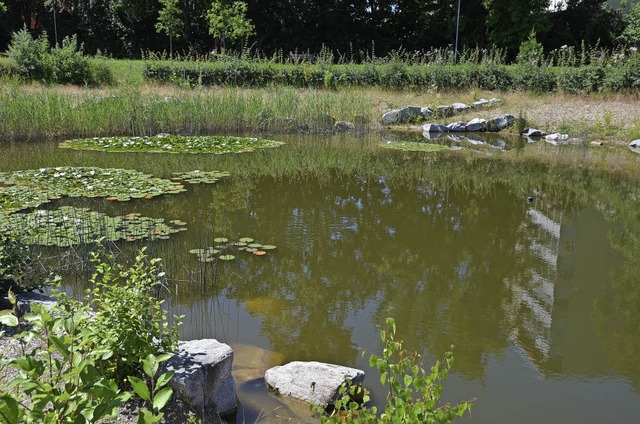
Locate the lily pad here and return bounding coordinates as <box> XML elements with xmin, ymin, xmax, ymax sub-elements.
<box><xmin>261</xmin><ymin>245</ymin><xmax>277</xmax><ymax>250</ymax></box>
<box><xmin>248</xmin><ymin>243</ymin><xmax>263</xmax><ymax>248</ymax></box>
<box><xmin>380</xmin><ymin>142</ymin><xmax>450</xmax><ymax>153</ymax></box>
<box><xmin>239</xmin><ymin>237</ymin><xmax>254</xmax><ymax>243</ymax></box>
<box><xmin>213</xmin><ymin>237</ymin><xmax>229</xmax><ymax>243</ymax></box>
<box><xmin>0</xmin><ymin>167</ymin><xmax>186</xmax><ymax>201</ymax></box>
<box><xmin>60</xmin><ymin>135</ymin><xmax>285</xmax><ymax>155</ymax></box>
<box><xmin>172</xmin><ymin>170</ymin><xmax>231</xmax><ymax>184</ymax></box>
<box><xmin>219</xmin><ymin>255</ymin><xmax>235</xmax><ymax>261</ymax></box>
<box><xmin>0</xmin><ymin>185</ymin><xmax>51</xmax><ymax>213</ymax></box>
<box><xmin>0</xmin><ymin>206</ymin><xmax>180</xmax><ymax>247</ymax></box>
<box><xmin>253</xmin><ymin>250</ymin><xmax>267</xmax><ymax>256</ymax></box>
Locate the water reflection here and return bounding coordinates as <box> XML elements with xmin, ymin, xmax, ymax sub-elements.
<box><xmin>2</xmin><ymin>134</ymin><xmax>640</xmax><ymax>422</ymax></box>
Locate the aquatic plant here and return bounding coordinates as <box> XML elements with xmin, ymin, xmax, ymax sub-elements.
<box><xmin>0</xmin><ymin>167</ymin><xmax>186</xmax><ymax>202</ymax></box>
<box><xmin>0</xmin><ymin>185</ymin><xmax>50</xmax><ymax>213</ymax></box>
<box><xmin>59</xmin><ymin>135</ymin><xmax>285</xmax><ymax>154</ymax></box>
<box><xmin>189</xmin><ymin>237</ymin><xmax>276</xmax><ymax>262</ymax></box>
<box><xmin>172</xmin><ymin>170</ymin><xmax>231</xmax><ymax>184</ymax></box>
<box><xmin>0</xmin><ymin>206</ymin><xmax>184</xmax><ymax>247</ymax></box>
<box><xmin>379</xmin><ymin>141</ymin><xmax>449</xmax><ymax>153</ymax></box>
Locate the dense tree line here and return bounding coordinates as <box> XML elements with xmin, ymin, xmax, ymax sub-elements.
<box><xmin>0</xmin><ymin>0</ymin><xmax>638</xmax><ymax>60</ymax></box>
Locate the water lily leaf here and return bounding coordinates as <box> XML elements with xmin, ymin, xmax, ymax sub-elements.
<box><xmin>60</xmin><ymin>135</ymin><xmax>285</xmax><ymax>155</ymax></box>
<box><xmin>261</xmin><ymin>245</ymin><xmax>277</xmax><ymax>250</ymax></box>
<box><xmin>219</xmin><ymin>255</ymin><xmax>235</xmax><ymax>261</ymax></box>
<box><xmin>213</xmin><ymin>237</ymin><xmax>228</xmax><ymax>243</ymax></box>
<box><xmin>248</xmin><ymin>243</ymin><xmax>263</xmax><ymax>248</ymax></box>
<box><xmin>253</xmin><ymin>250</ymin><xmax>267</xmax><ymax>256</ymax></box>
<box><xmin>239</xmin><ymin>237</ymin><xmax>254</xmax><ymax>243</ymax></box>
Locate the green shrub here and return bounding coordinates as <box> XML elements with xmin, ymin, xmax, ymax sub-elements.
<box><xmin>0</xmin><ymin>248</ymin><xmax>181</xmax><ymax>422</ymax></box>
<box><xmin>7</xmin><ymin>28</ymin><xmax>49</xmax><ymax>81</ymax></box>
<box><xmin>316</xmin><ymin>318</ymin><xmax>474</xmax><ymax>423</ymax></box>
<box><xmin>6</xmin><ymin>29</ymin><xmax>113</xmax><ymax>86</ymax></box>
<box><xmin>85</xmin><ymin>248</ymin><xmax>182</xmax><ymax>383</ymax></box>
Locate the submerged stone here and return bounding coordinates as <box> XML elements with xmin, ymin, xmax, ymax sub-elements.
<box><xmin>334</xmin><ymin>121</ymin><xmax>356</xmax><ymax>133</ymax></box>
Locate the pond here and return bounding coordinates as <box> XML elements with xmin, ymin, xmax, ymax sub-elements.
<box><xmin>2</xmin><ymin>133</ymin><xmax>640</xmax><ymax>423</ymax></box>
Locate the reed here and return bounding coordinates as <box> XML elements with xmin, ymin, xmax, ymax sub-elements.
<box><xmin>0</xmin><ymin>84</ymin><xmax>373</xmax><ymax>140</ymax></box>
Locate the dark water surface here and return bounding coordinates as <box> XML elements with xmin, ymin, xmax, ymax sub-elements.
<box><xmin>2</xmin><ymin>134</ymin><xmax>640</xmax><ymax>423</ymax></box>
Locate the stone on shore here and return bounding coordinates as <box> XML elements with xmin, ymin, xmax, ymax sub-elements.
<box><xmin>422</xmin><ymin>123</ymin><xmax>450</xmax><ymax>133</ymax></box>
<box><xmin>265</xmin><ymin>361</ymin><xmax>365</xmax><ymax>408</ymax></box>
<box><xmin>165</xmin><ymin>339</ymin><xmax>238</xmax><ymax>417</ymax></box>
<box><xmin>452</xmin><ymin>103</ymin><xmax>471</xmax><ymax>113</ymax></box>
<box><xmin>466</xmin><ymin>118</ymin><xmax>487</xmax><ymax>132</ymax></box>
<box><xmin>486</xmin><ymin>114</ymin><xmax>515</xmax><ymax>132</ymax></box>
<box><xmin>381</xmin><ymin>106</ymin><xmax>421</xmax><ymax>125</ymax></box>
<box><xmin>447</xmin><ymin>121</ymin><xmax>467</xmax><ymax>132</ymax></box>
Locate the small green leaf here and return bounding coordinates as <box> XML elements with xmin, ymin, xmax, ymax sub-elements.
<box><xmin>156</xmin><ymin>371</ymin><xmax>175</xmax><ymax>389</ymax></box>
<box><xmin>128</xmin><ymin>376</ymin><xmax>151</xmax><ymax>401</ymax></box>
<box><xmin>219</xmin><ymin>255</ymin><xmax>235</xmax><ymax>261</ymax></box>
<box><xmin>213</xmin><ymin>237</ymin><xmax>228</xmax><ymax>243</ymax></box>
<box><xmin>0</xmin><ymin>312</ymin><xmax>18</xmax><ymax>327</ymax></box>
<box><xmin>153</xmin><ymin>387</ymin><xmax>173</xmax><ymax>411</ymax></box>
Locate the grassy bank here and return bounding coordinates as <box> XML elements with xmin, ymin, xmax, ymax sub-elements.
<box><xmin>1</xmin><ymin>76</ymin><xmax>639</xmax><ymax>144</ymax></box>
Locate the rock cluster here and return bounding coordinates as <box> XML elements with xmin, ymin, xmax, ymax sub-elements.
<box><xmin>422</xmin><ymin>114</ymin><xmax>515</xmax><ymax>133</ymax></box>
<box><xmin>382</xmin><ymin>98</ymin><xmax>502</xmax><ymax>125</ymax></box>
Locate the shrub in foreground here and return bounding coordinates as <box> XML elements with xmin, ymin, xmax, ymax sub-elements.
<box><xmin>316</xmin><ymin>318</ymin><xmax>474</xmax><ymax>423</ymax></box>
<box><xmin>0</xmin><ymin>248</ymin><xmax>181</xmax><ymax>423</ymax></box>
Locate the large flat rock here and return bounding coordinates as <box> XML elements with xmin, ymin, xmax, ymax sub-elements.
<box><xmin>265</xmin><ymin>361</ymin><xmax>365</xmax><ymax>408</ymax></box>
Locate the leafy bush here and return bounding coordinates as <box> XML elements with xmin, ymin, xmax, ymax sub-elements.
<box><xmin>0</xmin><ymin>248</ymin><xmax>181</xmax><ymax>422</ymax></box>
<box><xmin>7</xmin><ymin>28</ymin><xmax>49</xmax><ymax>81</ymax></box>
<box><xmin>316</xmin><ymin>318</ymin><xmax>474</xmax><ymax>423</ymax></box>
<box><xmin>85</xmin><ymin>248</ymin><xmax>182</xmax><ymax>383</ymax></box>
<box><xmin>7</xmin><ymin>28</ymin><xmax>113</xmax><ymax>86</ymax></box>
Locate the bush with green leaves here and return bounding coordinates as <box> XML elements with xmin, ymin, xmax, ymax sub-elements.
<box><xmin>0</xmin><ymin>293</ymin><xmax>132</xmax><ymax>423</ymax></box>
<box><xmin>0</xmin><ymin>248</ymin><xmax>182</xmax><ymax>423</ymax></box>
<box><xmin>85</xmin><ymin>248</ymin><xmax>183</xmax><ymax>384</ymax></box>
<box><xmin>316</xmin><ymin>318</ymin><xmax>473</xmax><ymax>423</ymax></box>
<box><xmin>7</xmin><ymin>28</ymin><xmax>113</xmax><ymax>86</ymax></box>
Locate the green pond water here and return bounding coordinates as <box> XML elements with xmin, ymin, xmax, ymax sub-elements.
<box><xmin>2</xmin><ymin>133</ymin><xmax>640</xmax><ymax>423</ymax></box>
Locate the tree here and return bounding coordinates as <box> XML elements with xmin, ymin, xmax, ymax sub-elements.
<box><xmin>0</xmin><ymin>2</ymin><xmax>6</xmax><ymax>14</ymax></box>
<box><xmin>206</xmin><ymin>0</ymin><xmax>254</xmax><ymax>52</ymax></box>
<box><xmin>621</xmin><ymin>1</ymin><xmax>640</xmax><ymax>46</ymax></box>
<box><xmin>156</xmin><ymin>0</ymin><xmax>184</xmax><ymax>57</ymax></box>
<box><xmin>483</xmin><ymin>0</ymin><xmax>550</xmax><ymax>57</ymax></box>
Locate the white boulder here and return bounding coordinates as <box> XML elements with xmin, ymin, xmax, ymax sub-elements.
<box><xmin>265</xmin><ymin>361</ymin><xmax>365</xmax><ymax>408</ymax></box>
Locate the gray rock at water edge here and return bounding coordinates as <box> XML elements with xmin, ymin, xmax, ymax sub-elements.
<box><xmin>522</xmin><ymin>128</ymin><xmax>547</xmax><ymax>137</ymax></box>
<box><xmin>629</xmin><ymin>139</ymin><xmax>640</xmax><ymax>148</ymax></box>
<box><xmin>15</xmin><ymin>292</ymin><xmax>56</xmax><ymax>316</ymax></box>
<box><xmin>422</xmin><ymin>131</ymin><xmax>449</xmax><ymax>140</ymax></box>
<box><xmin>545</xmin><ymin>133</ymin><xmax>569</xmax><ymax>141</ymax></box>
<box><xmin>165</xmin><ymin>339</ymin><xmax>238</xmax><ymax>416</ymax></box>
<box><xmin>489</xmin><ymin>98</ymin><xmax>502</xmax><ymax>105</ymax></box>
<box><xmin>421</xmin><ymin>107</ymin><xmax>434</xmax><ymax>117</ymax></box>
<box><xmin>466</xmin><ymin>118</ymin><xmax>487</xmax><ymax>132</ymax></box>
<box><xmin>436</xmin><ymin>105</ymin><xmax>453</xmax><ymax>118</ymax></box>
<box><xmin>422</xmin><ymin>123</ymin><xmax>450</xmax><ymax>133</ymax></box>
<box><xmin>486</xmin><ymin>114</ymin><xmax>515</xmax><ymax>132</ymax></box>
<box><xmin>265</xmin><ymin>361</ymin><xmax>365</xmax><ymax>408</ymax></box>
<box><xmin>473</xmin><ymin>99</ymin><xmax>490</xmax><ymax>108</ymax></box>
<box><xmin>452</xmin><ymin>102</ymin><xmax>471</xmax><ymax>113</ymax></box>
<box><xmin>334</xmin><ymin>121</ymin><xmax>356</xmax><ymax>133</ymax></box>
<box><xmin>381</xmin><ymin>106</ymin><xmax>422</xmax><ymax>125</ymax></box>
<box><xmin>447</xmin><ymin>121</ymin><xmax>467</xmax><ymax>132</ymax></box>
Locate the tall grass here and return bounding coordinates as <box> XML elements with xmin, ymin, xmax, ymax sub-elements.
<box><xmin>0</xmin><ymin>84</ymin><xmax>372</xmax><ymax>140</ymax></box>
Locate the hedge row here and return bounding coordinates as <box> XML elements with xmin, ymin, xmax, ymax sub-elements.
<box><xmin>144</xmin><ymin>60</ymin><xmax>640</xmax><ymax>93</ymax></box>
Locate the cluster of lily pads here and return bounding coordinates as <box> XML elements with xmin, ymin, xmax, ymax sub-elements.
<box><xmin>0</xmin><ymin>207</ymin><xmax>186</xmax><ymax>247</ymax></box>
<box><xmin>59</xmin><ymin>134</ymin><xmax>285</xmax><ymax>155</ymax></box>
<box><xmin>189</xmin><ymin>237</ymin><xmax>277</xmax><ymax>262</ymax></box>
<box><xmin>380</xmin><ymin>141</ymin><xmax>449</xmax><ymax>153</ymax></box>
<box><xmin>0</xmin><ymin>167</ymin><xmax>186</xmax><ymax>211</ymax></box>
<box><xmin>172</xmin><ymin>170</ymin><xmax>231</xmax><ymax>184</ymax></box>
